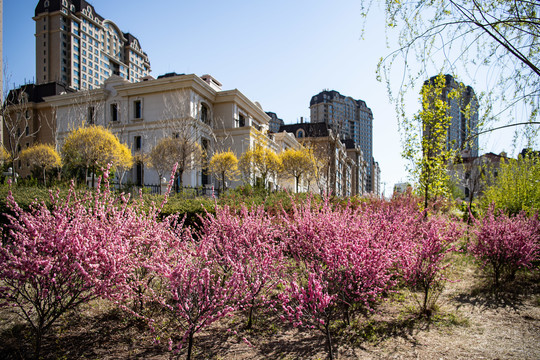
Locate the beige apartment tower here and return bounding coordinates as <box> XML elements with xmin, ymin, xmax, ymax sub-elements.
<box><xmin>34</xmin><ymin>0</ymin><xmax>150</xmax><ymax>90</ymax></box>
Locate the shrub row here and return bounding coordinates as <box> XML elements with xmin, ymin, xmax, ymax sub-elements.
<box><xmin>0</xmin><ymin>178</ymin><xmax>538</xmax><ymax>359</ymax></box>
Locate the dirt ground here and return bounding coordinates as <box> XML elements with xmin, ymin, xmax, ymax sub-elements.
<box><xmin>1</xmin><ymin>258</ymin><xmax>539</xmax><ymax>360</ymax></box>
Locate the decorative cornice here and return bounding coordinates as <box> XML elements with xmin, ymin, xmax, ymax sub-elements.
<box><xmin>113</xmin><ymin>74</ymin><xmax>216</xmax><ymax>101</ymax></box>
<box><xmin>215</xmin><ymin>89</ymin><xmax>270</xmax><ymax>122</ymax></box>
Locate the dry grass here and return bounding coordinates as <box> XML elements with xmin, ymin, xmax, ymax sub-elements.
<box><xmin>1</xmin><ymin>254</ymin><xmax>539</xmax><ymax>360</ymax></box>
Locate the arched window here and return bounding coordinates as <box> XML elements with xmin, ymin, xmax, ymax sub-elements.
<box><xmin>297</xmin><ymin>130</ymin><xmax>304</xmax><ymax>138</ymax></box>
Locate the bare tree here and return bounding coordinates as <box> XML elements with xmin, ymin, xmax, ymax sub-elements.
<box><xmin>308</xmin><ymin>140</ymin><xmax>333</xmax><ymax>195</ymax></box>
<box><xmin>159</xmin><ymin>90</ymin><xmax>210</xmax><ymax>190</ymax></box>
<box><xmin>148</xmin><ymin>137</ymin><xmax>180</xmax><ymax>193</ymax></box>
<box><xmin>2</xmin><ymin>86</ymin><xmax>41</xmax><ymax>181</ymax></box>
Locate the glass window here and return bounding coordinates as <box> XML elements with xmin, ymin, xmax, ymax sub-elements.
<box><xmin>87</xmin><ymin>106</ymin><xmax>95</xmax><ymax>124</ymax></box>
<box><xmin>134</xmin><ymin>136</ymin><xmax>142</xmax><ymax>151</ymax></box>
<box><xmin>237</xmin><ymin>114</ymin><xmax>245</xmax><ymax>127</ymax></box>
<box><xmin>134</xmin><ymin>100</ymin><xmax>142</xmax><ymax>119</ymax></box>
<box><xmin>200</xmin><ymin>104</ymin><xmax>210</xmax><ymax>125</ymax></box>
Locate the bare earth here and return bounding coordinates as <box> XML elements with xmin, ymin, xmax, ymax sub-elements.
<box><xmin>1</xmin><ymin>258</ymin><xmax>539</xmax><ymax>359</ymax></box>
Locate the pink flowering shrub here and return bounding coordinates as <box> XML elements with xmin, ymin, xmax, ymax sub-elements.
<box><xmin>279</xmin><ymin>269</ymin><xmax>338</xmax><ymax>359</ymax></box>
<box><xmin>163</xmin><ymin>239</ymin><xmax>242</xmax><ymax>360</ymax></box>
<box><xmin>198</xmin><ymin>205</ymin><xmax>285</xmax><ymax>328</ymax></box>
<box><xmin>0</xmin><ymin>173</ymin><xmax>167</xmax><ymax>359</ymax></box>
<box><xmin>160</xmin><ymin>204</ymin><xmax>285</xmax><ymax>359</ymax></box>
<box><xmin>279</xmin><ymin>197</ymin><xmax>405</xmax><ymax>359</ymax></box>
<box><xmin>401</xmin><ymin>216</ymin><xmax>462</xmax><ymax>314</ymax></box>
<box><xmin>470</xmin><ymin>206</ymin><xmax>540</xmax><ymax>286</ymax></box>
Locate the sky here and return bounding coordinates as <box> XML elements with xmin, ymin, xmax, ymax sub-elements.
<box><xmin>2</xmin><ymin>0</ymin><xmax>523</xmax><ymax>196</ymax></box>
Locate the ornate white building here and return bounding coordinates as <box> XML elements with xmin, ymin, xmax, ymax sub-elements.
<box><xmin>46</xmin><ymin>73</ymin><xmax>304</xmax><ymax>191</ymax></box>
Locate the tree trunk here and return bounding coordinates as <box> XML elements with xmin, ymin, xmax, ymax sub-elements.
<box><xmin>324</xmin><ymin>322</ymin><xmax>334</xmax><ymax>360</ymax></box>
<box><xmin>186</xmin><ymin>331</ymin><xmax>194</xmax><ymax>360</ymax></box>
<box><xmin>34</xmin><ymin>326</ymin><xmax>43</xmax><ymax>360</ymax></box>
<box><xmin>43</xmin><ymin>167</ymin><xmax>47</xmax><ymax>187</ymax></box>
<box><xmin>91</xmin><ymin>165</ymin><xmax>96</xmax><ymax>188</ymax></box>
<box><xmin>344</xmin><ymin>305</ymin><xmax>350</xmax><ymax>326</ymax></box>
<box><xmin>221</xmin><ymin>171</ymin><xmax>226</xmax><ymax>192</ymax></box>
<box><xmin>247</xmin><ymin>298</ymin><xmax>256</xmax><ymax>329</ymax></box>
<box><xmin>178</xmin><ymin>169</ymin><xmax>184</xmax><ymax>192</ymax></box>
<box><xmin>423</xmin><ymin>284</ymin><xmax>430</xmax><ymax>315</ymax></box>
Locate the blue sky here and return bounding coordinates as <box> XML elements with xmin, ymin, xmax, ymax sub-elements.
<box><xmin>3</xmin><ymin>1</ymin><xmax>519</xmax><ymax>195</ymax></box>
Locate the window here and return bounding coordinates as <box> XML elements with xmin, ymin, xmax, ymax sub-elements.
<box><xmin>134</xmin><ymin>136</ymin><xmax>142</xmax><ymax>151</ymax></box>
<box><xmin>133</xmin><ymin>100</ymin><xmax>142</xmax><ymax>119</ymax></box>
<box><xmin>237</xmin><ymin>114</ymin><xmax>245</xmax><ymax>127</ymax></box>
<box><xmin>87</xmin><ymin>106</ymin><xmax>95</xmax><ymax>124</ymax></box>
<box><xmin>110</xmin><ymin>103</ymin><xmax>118</xmax><ymax>122</ymax></box>
<box><xmin>297</xmin><ymin>130</ymin><xmax>304</xmax><ymax>138</ymax></box>
<box><xmin>200</xmin><ymin>103</ymin><xmax>209</xmax><ymax>125</ymax></box>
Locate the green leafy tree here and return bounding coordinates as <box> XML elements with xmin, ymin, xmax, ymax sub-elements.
<box><xmin>403</xmin><ymin>74</ymin><xmax>460</xmax><ymax>209</ymax></box>
<box><xmin>20</xmin><ymin>144</ymin><xmax>61</xmax><ymax>186</ymax></box>
<box><xmin>482</xmin><ymin>154</ymin><xmax>540</xmax><ymax>215</ymax></box>
<box><xmin>363</xmin><ymin>0</ymin><xmax>540</xmax><ymax>146</ymax></box>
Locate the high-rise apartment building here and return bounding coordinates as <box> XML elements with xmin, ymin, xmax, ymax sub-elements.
<box><xmin>310</xmin><ymin>90</ymin><xmax>376</xmax><ymax>192</ymax></box>
<box><xmin>265</xmin><ymin>111</ymin><xmax>285</xmax><ymax>133</ymax></box>
<box><xmin>34</xmin><ymin>0</ymin><xmax>151</xmax><ymax>90</ymax></box>
<box><xmin>423</xmin><ymin>74</ymin><xmax>479</xmax><ymax>158</ymax></box>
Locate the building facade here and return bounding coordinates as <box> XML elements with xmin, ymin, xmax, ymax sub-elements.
<box><xmin>34</xmin><ymin>0</ymin><xmax>151</xmax><ymax>91</ymax></box>
<box><xmin>423</xmin><ymin>74</ymin><xmax>479</xmax><ymax>158</ymax></box>
<box><xmin>278</xmin><ymin>122</ymin><xmax>366</xmax><ymax>197</ymax></box>
<box><xmin>45</xmin><ymin>73</ymin><xmax>305</xmax><ymax>191</ymax></box>
<box><xmin>309</xmin><ymin>90</ymin><xmax>375</xmax><ymax>192</ymax></box>
<box><xmin>448</xmin><ymin>152</ymin><xmax>507</xmax><ymax>202</ymax></box>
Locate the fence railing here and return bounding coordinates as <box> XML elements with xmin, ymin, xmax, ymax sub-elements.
<box><xmin>110</xmin><ymin>182</ymin><xmax>220</xmax><ymax>198</ymax></box>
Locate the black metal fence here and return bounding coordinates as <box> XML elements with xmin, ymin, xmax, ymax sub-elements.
<box><xmin>110</xmin><ymin>183</ymin><xmax>220</xmax><ymax>198</ymax></box>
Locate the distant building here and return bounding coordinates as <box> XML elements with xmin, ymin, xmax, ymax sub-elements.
<box><xmin>265</xmin><ymin>111</ymin><xmax>284</xmax><ymax>133</ymax></box>
<box><xmin>393</xmin><ymin>182</ymin><xmax>411</xmax><ymax>195</ymax></box>
<box><xmin>309</xmin><ymin>90</ymin><xmax>376</xmax><ymax>192</ymax></box>
<box><xmin>448</xmin><ymin>152</ymin><xmax>508</xmax><ymax>202</ymax></box>
<box><xmin>423</xmin><ymin>74</ymin><xmax>479</xmax><ymax>158</ymax></box>
<box><xmin>372</xmin><ymin>159</ymin><xmax>381</xmax><ymax>196</ymax></box>
<box><xmin>278</xmin><ymin>122</ymin><xmax>366</xmax><ymax>196</ymax></box>
<box><xmin>34</xmin><ymin>0</ymin><xmax>151</xmax><ymax>90</ymax></box>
